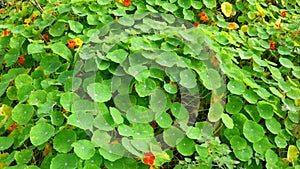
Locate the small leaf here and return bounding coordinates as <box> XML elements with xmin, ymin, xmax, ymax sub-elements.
<box><xmin>51</xmin><ymin>43</ymin><xmax>72</xmax><ymax>62</ymax></box>
<box><xmin>163</xmin><ymin>84</ymin><xmax>177</xmax><ymax>94</ymax></box>
<box><xmin>257</xmin><ymin>101</ymin><xmax>274</xmax><ymax>119</ymax></box>
<box><xmin>15</xmin><ymin>149</ymin><xmax>33</xmax><ymax>164</ymax></box>
<box><xmin>68</xmin><ymin>20</ymin><xmax>83</xmax><ymax>33</ymax></box>
<box><xmin>49</xmin><ymin>22</ymin><xmax>66</xmax><ymax>37</ymax></box>
<box><xmin>233</xmin><ymin>145</ymin><xmax>253</xmax><ymax>162</ymax></box>
<box><xmin>179</xmin><ymin>69</ymin><xmax>197</xmax><ymax>89</ymax></box>
<box><xmin>28</xmin><ymin>43</ymin><xmax>45</xmax><ymax>54</ymax></box>
<box><xmin>163</xmin><ymin>126</ymin><xmax>184</xmax><ymax>147</ymax></box>
<box><xmin>221</xmin><ymin>113</ymin><xmax>234</xmax><ymax>129</ymax></box>
<box><xmin>30</xmin><ymin>123</ymin><xmax>55</xmax><ymax>146</ymax></box>
<box><xmin>178</xmin><ymin>0</ymin><xmax>192</xmax><ymax>9</ymax></box>
<box><xmin>265</xmin><ymin>149</ymin><xmax>278</xmax><ymax>164</ymax></box>
<box><xmin>156</xmin><ymin>52</ymin><xmax>178</xmax><ymax>67</ymax></box>
<box><xmin>91</xmin><ymin>129</ymin><xmax>112</xmax><ymax>147</ymax></box>
<box><xmin>0</xmin><ymin>137</ymin><xmax>14</xmax><ymax>150</ymax></box>
<box><xmin>50</xmin><ymin>154</ymin><xmax>78</xmax><ymax>169</ymax></box>
<box><xmin>208</xmin><ymin>102</ymin><xmax>224</xmax><ymax>122</ymax></box>
<box><xmin>106</xmin><ymin>49</ymin><xmax>128</xmax><ymax>63</ymax></box>
<box><xmin>225</xmin><ymin>95</ymin><xmax>243</xmax><ymax>114</ymax></box>
<box><xmin>275</xmin><ymin>135</ymin><xmax>287</xmax><ymax>148</ymax></box>
<box><xmin>156</xmin><ymin>112</ymin><xmax>172</xmax><ymax>128</ymax></box>
<box><xmin>265</xmin><ymin>118</ymin><xmax>281</xmax><ymax>134</ymax></box>
<box><xmin>72</xmin><ymin>140</ymin><xmax>95</xmax><ymax>160</ymax></box>
<box><xmin>243</xmin><ymin>120</ymin><xmax>265</xmax><ymax>143</ymax></box>
<box><xmin>279</xmin><ymin>58</ymin><xmax>294</xmax><ymax>68</ymax></box>
<box><xmin>230</xmin><ymin>135</ymin><xmax>247</xmax><ymax>150</ymax></box>
<box><xmin>203</xmin><ymin>0</ymin><xmax>216</xmax><ymax>9</ymax></box>
<box><xmin>221</xmin><ymin>2</ymin><xmax>233</xmax><ymax>17</ymax></box>
<box><xmin>87</xmin><ymin>83</ymin><xmax>112</xmax><ymax>103</ymax></box>
<box><xmin>150</xmin><ymin>89</ymin><xmax>167</xmax><ymax>113</ymax></box>
<box><xmin>15</xmin><ymin>74</ymin><xmax>33</xmax><ymax>89</ymax></box>
<box><xmin>227</xmin><ymin>79</ymin><xmax>245</xmax><ymax>95</ymax></box>
<box><xmin>12</xmin><ymin>104</ymin><xmax>34</xmax><ymax>125</ymax></box>
<box><xmin>176</xmin><ymin>137</ymin><xmax>195</xmax><ymax>156</ymax></box>
<box><xmin>199</xmin><ymin>68</ymin><xmax>221</xmax><ymax>90</ymax></box>
<box><xmin>126</xmin><ymin>105</ymin><xmax>154</xmax><ymax>123</ymax></box>
<box><xmin>109</xmin><ymin>107</ymin><xmax>124</xmax><ymax>125</ymax></box>
<box><xmin>53</xmin><ymin>129</ymin><xmax>76</xmax><ymax>153</ymax></box>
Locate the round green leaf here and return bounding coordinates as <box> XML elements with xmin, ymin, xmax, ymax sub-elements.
<box><xmin>109</xmin><ymin>107</ymin><xmax>124</xmax><ymax>125</ymax></box>
<box><xmin>51</xmin><ymin>43</ymin><xmax>72</xmax><ymax>62</ymax></box>
<box><xmin>170</xmin><ymin>102</ymin><xmax>189</xmax><ymax>120</ymax></box>
<box><xmin>156</xmin><ymin>112</ymin><xmax>172</xmax><ymax>128</ymax></box>
<box><xmin>265</xmin><ymin>149</ymin><xmax>278</xmax><ymax>164</ymax></box>
<box><xmin>106</xmin><ymin>49</ymin><xmax>128</xmax><ymax>63</ymax></box>
<box><xmin>17</xmin><ymin>85</ymin><xmax>35</xmax><ymax>102</ymax></box>
<box><xmin>91</xmin><ymin>129</ymin><xmax>112</xmax><ymax>147</ymax></box>
<box><xmin>68</xmin><ymin>20</ymin><xmax>83</xmax><ymax>33</ymax></box>
<box><xmin>98</xmin><ymin>144</ymin><xmax>125</xmax><ymax>161</ymax></box>
<box><xmin>50</xmin><ymin>154</ymin><xmax>78</xmax><ymax>169</ymax></box>
<box><xmin>118</xmin><ymin>15</ymin><xmax>135</xmax><ymax>26</ymax></box>
<box><xmin>279</xmin><ymin>58</ymin><xmax>294</xmax><ymax>68</ymax></box>
<box><xmin>253</xmin><ymin>137</ymin><xmax>274</xmax><ymax>154</ymax></box>
<box><xmin>135</xmin><ymin>78</ymin><xmax>156</xmax><ymax>97</ymax></box>
<box><xmin>257</xmin><ymin>101</ymin><xmax>274</xmax><ymax>119</ymax></box>
<box><xmin>28</xmin><ymin>90</ymin><xmax>47</xmax><ymax>106</ymax></box>
<box><xmin>7</xmin><ymin>86</ymin><xmax>17</xmax><ymax>100</ymax></box>
<box><xmin>15</xmin><ymin>74</ymin><xmax>33</xmax><ymax>89</ymax></box>
<box><xmin>242</xmin><ymin>89</ymin><xmax>258</xmax><ymax>104</ymax></box>
<box><xmin>225</xmin><ymin>95</ymin><xmax>243</xmax><ymax>114</ymax></box>
<box><xmin>0</xmin><ymin>136</ymin><xmax>14</xmax><ymax>150</ymax></box>
<box><xmin>40</xmin><ymin>54</ymin><xmax>62</xmax><ymax>74</ymax></box>
<box><xmin>179</xmin><ymin>69</ymin><xmax>197</xmax><ymax>89</ymax></box>
<box><xmin>265</xmin><ymin>118</ymin><xmax>281</xmax><ymax>134</ymax></box>
<box><xmin>156</xmin><ymin>52</ymin><xmax>178</xmax><ymax>67</ymax></box>
<box><xmin>150</xmin><ymin>89</ymin><xmax>167</xmax><ymax>113</ymax></box>
<box><xmin>227</xmin><ymin>79</ymin><xmax>245</xmax><ymax>95</ymax></box>
<box><xmin>15</xmin><ymin>150</ymin><xmax>33</xmax><ymax>164</ymax></box>
<box><xmin>163</xmin><ymin>83</ymin><xmax>177</xmax><ymax>94</ymax></box>
<box><xmin>162</xmin><ymin>3</ymin><xmax>178</xmax><ymax>12</ymax></box>
<box><xmin>221</xmin><ymin>113</ymin><xmax>234</xmax><ymax>129</ymax></box>
<box><xmin>208</xmin><ymin>102</ymin><xmax>224</xmax><ymax>122</ymax></box>
<box><xmin>49</xmin><ymin>22</ymin><xmax>66</xmax><ymax>37</ymax></box>
<box><xmin>203</xmin><ymin>0</ymin><xmax>216</xmax><ymax>9</ymax></box>
<box><xmin>176</xmin><ymin>137</ymin><xmax>195</xmax><ymax>156</ymax></box>
<box><xmin>274</xmin><ymin>135</ymin><xmax>287</xmax><ymax>148</ymax></box>
<box><xmin>178</xmin><ymin>0</ymin><xmax>191</xmax><ymax>9</ymax></box>
<box><xmin>243</xmin><ymin>120</ymin><xmax>265</xmax><ymax>143</ymax></box>
<box><xmin>72</xmin><ymin>140</ymin><xmax>95</xmax><ymax>160</ymax></box>
<box><xmin>126</xmin><ymin>105</ymin><xmax>154</xmax><ymax>123</ymax></box>
<box><xmin>87</xmin><ymin>83</ymin><xmax>112</xmax><ymax>102</ymax></box>
<box><xmin>233</xmin><ymin>145</ymin><xmax>253</xmax><ymax>162</ymax></box>
<box><xmin>53</xmin><ymin>129</ymin><xmax>76</xmax><ymax>153</ymax></box>
<box><xmin>30</xmin><ymin>123</ymin><xmax>55</xmax><ymax>146</ymax></box>
<box><xmin>12</xmin><ymin>104</ymin><xmax>34</xmax><ymax>125</ymax></box>
<box><xmin>163</xmin><ymin>126</ymin><xmax>184</xmax><ymax>147</ymax></box>
<box><xmin>230</xmin><ymin>135</ymin><xmax>247</xmax><ymax>150</ymax></box>
<box><xmin>199</xmin><ymin>68</ymin><xmax>221</xmax><ymax>90</ymax></box>
<box><xmin>278</xmin><ymin>46</ymin><xmax>291</xmax><ymax>55</ymax></box>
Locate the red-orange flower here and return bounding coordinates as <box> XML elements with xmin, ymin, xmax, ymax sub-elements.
<box><xmin>0</xmin><ymin>9</ymin><xmax>6</xmax><ymax>14</ymax></box>
<box><xmin>194</xmin><ymin>22</ymin><xmax>199</xmax><ymax>28</ymax></box>
<box><xmin>122</xmin><ymin>0</ymin><xmax>131</xmax><ymax>7</ymax></box>
<box><xmin>4</xmin><ymin>30</ymin><xmax>11</xmax><ymax>36</ymax></box>
<box><xmin>43</xmin><ymin>32</ymin><xmax>49</xmax><ymax>40</ymax></box>
<box><xmin>269</xmin><ymin>41</ymin><xmax>276</xmax><ymax>50</ymax></box>
<box><xmin>18</xmin><ymin>54</ymin><xmax>25</xmax><ymax>65</ymax></box>
<box><xmin>228</xmin><ymin>23</ymin><xmax>237</xmax><ymax>30</ymax></box>
<box><xmin>143</xmin><ymin>152</ymin><xmax>155</xmax><ymax>165</ymax></box>
<box><xmin>199</xmin><ymin>12</ymin><xmax>208</xmax><ymax>22</ymax></box>
<box><xmin>68</xmin><ymin>39</ymin><xmax>76</xmax><ymax>49</ymax></box>
<box><xmin>281</xmin><ymin>11</ymin><xmax>286</xmax><ymax>17</ymax></box>
<box><xmin>8</xmin><ymin>122</ymin><xmax>17</xmax><ymax>131</ymax></box>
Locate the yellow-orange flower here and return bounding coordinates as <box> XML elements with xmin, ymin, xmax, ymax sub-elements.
<box><xmin>228</xmin><ymin>23</ymin><xmax>237</xmax><ymax>30</ymax></box>
<box><xmin>24</xmin><ymin>24</ymin><xmax>29</xmax><ymax>28</ymax></box>
<box><xmin>74</xmin><ymin>38</ymin><xmax>83</xmax><ymax>46</ymax></box>
<box><xmin>24</xmin><ymin>18</ymin><xmax>31</xmax><ymax>24</ymax></box>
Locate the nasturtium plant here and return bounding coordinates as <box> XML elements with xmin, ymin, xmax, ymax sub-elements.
<box><xmin>0</xmin><ymin>0</ymin><xmax>300</xmax><ymax>168</ymax></box>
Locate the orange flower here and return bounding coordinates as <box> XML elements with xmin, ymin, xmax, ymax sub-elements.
<box><xmin>18</xmin><ymin>54</ymin><xmax>25</xmax><ymax>65</ymax></box>
<box><xmin>68</xmin><ymin>39</ymin><xmax>76</xmax><ymax>49</ymax></box>
<box><xmin>3</xmin><ymin>30</ymin><xmax>11</xmax><ymax>36</ymax></box>
<box><xmin>269</xmin><ymin>41</ymin><xmax>276</xmax><ymax>50</ymax></box>
<box><xmin>143</xmin><ymin>152</ymin><xmax>155</xmax><ymax>165</ymax></box>
<box><xmin>0</xmin><ymin>10</ymin><xmax>6</xmax><ymax>14</ymax></box>
<box><xmin>122</xmin><ymin>0</ymin><xmax>131</xmax><ymax>7</ymax></box>
<box><xmin>7</xmin><ymin>122</ymin><xmax>17</xmax><ymax>131</ymax></box>
<box><xmin>228</xmin><ymin>23</ymin><xmax>237</xmax><ymax>30</ymax></box>
<box><xmin>281</xmin><ymin>11</ymin><xmax>286</xmax><ymax>17</ymax></box>
<box><xmin>198</xmin><ymin>12</ymin><xmax>206</xmax><ymax>17</ymax></box>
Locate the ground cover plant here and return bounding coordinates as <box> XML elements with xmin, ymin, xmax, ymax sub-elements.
<box><xmin>0</xmin><ymin>0</ymin><xmax>300</xmax><ymax>168</ymax></box>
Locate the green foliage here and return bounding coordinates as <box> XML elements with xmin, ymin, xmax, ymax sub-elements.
<box><xmin>0</xmin><ymin>0</ymin><xmax>299</xmax><ymax>168</ymax></box>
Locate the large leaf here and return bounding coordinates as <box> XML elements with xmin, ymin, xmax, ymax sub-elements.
<box><xmin>30</xmin><ymin>123</ymin><xmax>55</xmax><ymax>146</ymax></box>
<box><xmin>243</xmin><ymin>120</ymin><xmax>265</xmax><ymax>143</ymax></box>
<box><xmin>51</xmin><ymin>43</ymin><xmax>72</xmax><ymax>62</ymax></box>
